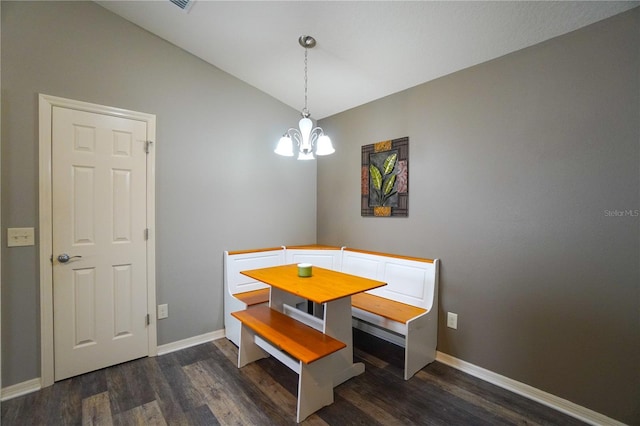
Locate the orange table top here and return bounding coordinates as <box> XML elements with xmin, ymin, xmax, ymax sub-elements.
<box><xmin>240</xmin><ymin>264</ymin><xmax>386</xmax><ymax>304</ymax></box>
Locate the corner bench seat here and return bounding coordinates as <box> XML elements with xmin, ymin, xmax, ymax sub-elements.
<box><xmin>234</xmin><ymin>288</ymin><xmax>270</xmax><ymax>307</ymax></box>
<box><xmin>351</xmin><ymin>292</ymin><xmax>427</xmax><ymax>324</ymax></box>
<box><xmin>232</xmin><ymin>305</ymin><xmax>345</xmax><ymax>422</ymax></box>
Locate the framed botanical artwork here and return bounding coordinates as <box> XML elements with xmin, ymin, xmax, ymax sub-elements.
<box><xmin>361</xmin><ymin>137</ymin><xmax>408</xmax><ymax>217</ymax></box>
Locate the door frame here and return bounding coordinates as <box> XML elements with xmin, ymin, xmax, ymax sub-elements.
<box><xmin>38</xmin><ymin>94</ymin><xmax>157</xmax><ymax>387</ymax></box>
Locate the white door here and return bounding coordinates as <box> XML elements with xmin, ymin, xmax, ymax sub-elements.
<box><xmin>52</xmin><ymin>106</ymin><xmax>149</xmax><ymax>381</ymax></box>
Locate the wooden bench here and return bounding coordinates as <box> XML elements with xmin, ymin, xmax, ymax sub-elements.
<box><xmin>342</xmin><ymin>249</ymin><xmax>439</xmax><ymax>380</ymax></box>
<box><xmin>232</xmin><ymin>306</ymin><xmax>346</xmax><ymax>423</ymax></box>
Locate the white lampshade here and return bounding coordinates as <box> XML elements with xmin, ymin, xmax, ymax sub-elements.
<box><xmin>315</xmin><ymin>135</ymin><xmax>335</xmax><ymax>156</ymax></box>
<box><xmin>297</xmin><ymin>151</ymin><xmax>315</xmax><ymax>160</ymax></box>
<box><xmin>274</xmin><ymin>135</ymin><xmax>294</xmax><ymax>156</ymax></box>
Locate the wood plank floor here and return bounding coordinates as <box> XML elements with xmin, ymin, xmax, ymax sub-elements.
<box><xmin>2</xmin><ymin>330</ymin><xmax>586</xmax><ymax>425</ymax></box>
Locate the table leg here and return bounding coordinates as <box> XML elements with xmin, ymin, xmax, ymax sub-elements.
<box><xmin>323</xmin><ymin>297</ymin><xmax>365</xmax><ymax>386</ymax></box>
<box><xmin>270</xmin><ymin>287</ymin><xmax>304</xmax><ymax>312</ymax></box>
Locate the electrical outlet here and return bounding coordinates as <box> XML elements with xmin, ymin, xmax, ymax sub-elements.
<box><xmin>447</xmin><ymin>312</ymin><xmax>458</xmax><ymax>329</ymax></box>
<box><xmin>158</xmin><ymin>304</ymin><xmax>169</xmax><ymax>319</ymax></box>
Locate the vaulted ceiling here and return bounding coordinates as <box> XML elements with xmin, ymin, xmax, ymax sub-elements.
<box><xmin>97</xmin><ymin>1</ymin><xmax>638</xmax><ymax>119</ymax></box>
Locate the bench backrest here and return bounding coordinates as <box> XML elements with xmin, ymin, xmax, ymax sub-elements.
<box><xmin>224</xmin><ymin>246</ymin><xmax>437</xmax><ymax>311</ymax></box>
<box><xmin>341</xmin><ymin>249</ymin><xmax>437</xmax><ymax>311</ymax></box>
<box><xmin>224</xmin><ymin>248</ymin><xmax>285</xmax><ymax>295</ymax></box>
<box><xmin>284</xmin><ymin>245</ymin><xmax>343</xmax><ymax>271</ymax></box>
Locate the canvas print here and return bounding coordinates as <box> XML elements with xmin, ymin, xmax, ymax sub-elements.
<box><xmin>361</xmin><ymin>137</ymin><xmax>408</xmax><ymax>217</ymax></box>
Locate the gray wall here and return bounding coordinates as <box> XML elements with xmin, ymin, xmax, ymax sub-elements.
<box><xmin>2</xmin><ymin>1</ymin><xmax>638</xmax><ymax>424</ymax></box>
<box><xmin>318</xmin><ymin>9</ymin><xmax>639</xmax><ymax>424</ymax></box>
<box><xmin>1</xmin><ymin>1</ymin><xmax>316</xmax><ymax>386</ymax></box>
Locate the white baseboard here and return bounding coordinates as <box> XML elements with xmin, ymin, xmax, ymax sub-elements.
<box><xmin>156</xmin><ymin>329</ymin><xmax>225</xmax><ymax>356</ymax></box>
<box><xmin>435</xmin><ymin>351</ymin><xmax>624</xmax><ymax>426</ymax></box>
<box><xmin>1</xmin><ymin>378</ymin><xmax>41</xmax><ymax>402</ymax></box>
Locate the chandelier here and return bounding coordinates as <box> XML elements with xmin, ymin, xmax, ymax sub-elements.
<box><xmin>274</xmin><ymin>35</ymin><xmax>335</xmax><ymax>160</ymax></box>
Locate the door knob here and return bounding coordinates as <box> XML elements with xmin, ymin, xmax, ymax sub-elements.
<box><xmin>57</xmin><ymin>253</ymin><xmax>82</xmax><ymax>263</ymax></box>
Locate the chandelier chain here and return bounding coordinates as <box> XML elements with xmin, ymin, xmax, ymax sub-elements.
<box><xmin>303</xmin><ymin>47</ymin><xmax>308</xmax><ymax>114</ymax></box>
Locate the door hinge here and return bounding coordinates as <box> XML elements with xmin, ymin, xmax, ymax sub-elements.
<box><xmin>144</xmin><ymin>228</ymin><xmax>149</xmax><ymax>240</ymax></box>
<box><xmin>144</xmin><ymin>140</ymin><xmax>154</xmax><ymax>154</ymax></box>
<box><xmin>146</xmin><ymin>314</ymin><xmax>151</xmax><ymax>326</ymax></box>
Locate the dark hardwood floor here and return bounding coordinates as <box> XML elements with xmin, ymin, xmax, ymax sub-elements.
<box><xmin>2</xmin><ymin>330</ymin><xmax>586</xmax><ymax>425</ymax></box>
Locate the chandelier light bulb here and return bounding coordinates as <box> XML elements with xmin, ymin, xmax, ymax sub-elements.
<box><xmin>297</xmin><ymin>151</ymin><xmax>315</xmax><ymax>160</ymax></box>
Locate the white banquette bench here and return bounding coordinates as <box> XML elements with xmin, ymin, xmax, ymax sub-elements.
<box><xmin>224</xmin><ymin>245</ymin><xmax>439</xmax><ymax>380</ymax></box>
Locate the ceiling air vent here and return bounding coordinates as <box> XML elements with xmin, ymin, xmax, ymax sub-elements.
<box><xmin>170</xmin><ymin>0</ymin><xmax>194</xmax><ymax>12</ymax></box>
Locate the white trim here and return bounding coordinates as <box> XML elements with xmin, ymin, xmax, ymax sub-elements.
<box><xmin>1</xmin><ymin>378</ymin><xmax>42</xmax><ymax>402</ymax></box>
<box><xmin>0</xmin><ymin>2</ymin><xmax>3</xmax><ymax>395</ymax></box>
<box><xmin>435</xmin><ymin>351</ymin><xmax>625</xmax><ymax>426</ymax></box>
<box><xmin>156</xmin><ymin>329</ymin><xmax>225</xmax><ymax>356</ymax></box>
<box><xmin>144</xmin><ymin>104</ymin><xmax>158</xmax><ymax>359</ymax></box>
<box><xmin>38</xmin><ymin>94</ymin><xmax>157</xmax><ymax>387</ymax></box>
<box><xmin>38</xmin><ymin>94</ymin><xmax>55</xmax><ymax>386</ymax></box>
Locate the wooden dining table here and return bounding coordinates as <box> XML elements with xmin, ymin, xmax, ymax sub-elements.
<box><xmin>240</xmin><ymin>263</ymin><xmax>386</xmax><ymax>387</ymax></box>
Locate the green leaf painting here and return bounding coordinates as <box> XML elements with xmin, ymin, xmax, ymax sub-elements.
<box><xmin>361</xmin><ymin>136</ymin><xmax>408</xmax><ymax>217</ymax></box>
<box><xmin>369</xmin><ymin>151</ymin><xmax>399</xmax><ymax>207</ymax></box>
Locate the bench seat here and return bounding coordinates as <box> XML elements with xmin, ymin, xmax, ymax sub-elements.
<box><xmin>231</xmin><ymin>306</ymin><xmax>345</xmax><ymax>364</ymax></box>
<box><xmin>232</xmin><ymin>305</ymin><xmax>345</xmax><ymax>422</ymax></box>
<box><xmin>351</xmin><ymin>292</ymin><xmax>426</xmax><ymax>324</ymax></box>
<box><xmin>234</xmin><ymin>288</ymin><xmax>270</xmax><ymax>307</ymax></box>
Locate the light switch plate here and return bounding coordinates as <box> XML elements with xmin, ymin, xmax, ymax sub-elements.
<box><xmin>7</xmin><ymin>227</ymin><xmax>35</xmax><ymax>247</ymax></box>
<box><xmin>158</xmin><ymin>304</ymin><xmax>169</xmax><ymax>319</ymax></box>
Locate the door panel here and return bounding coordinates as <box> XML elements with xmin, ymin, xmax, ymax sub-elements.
<box><xmin>52</xmin><ymin>106</ymin><xmax>149</xmax><ymax>381</ymax></box>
